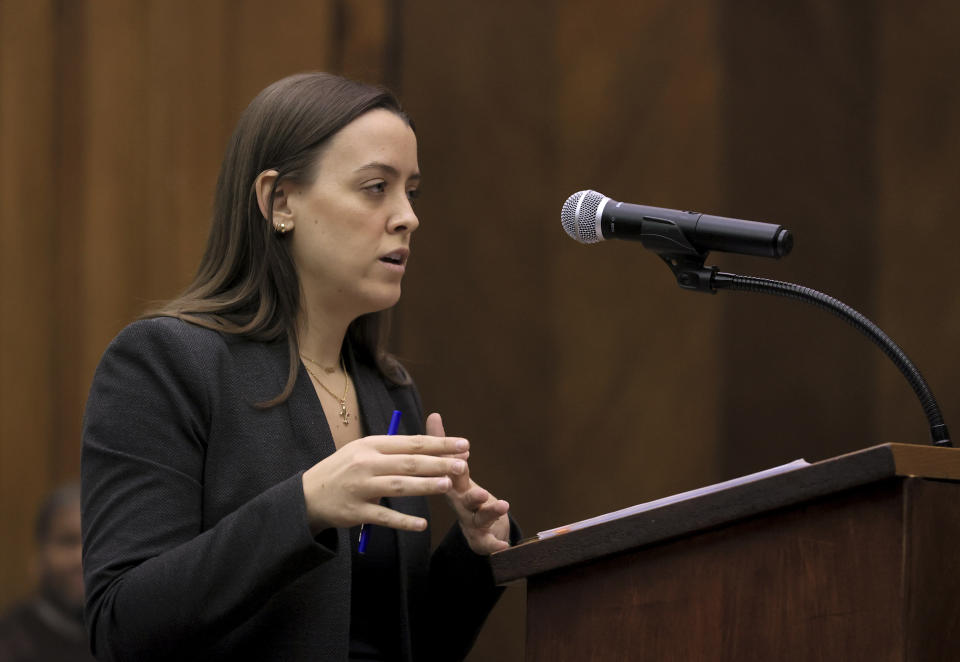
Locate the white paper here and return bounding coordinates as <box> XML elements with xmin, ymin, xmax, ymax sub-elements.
<box><xmin>536</xmin><ymin>459</ymin><xmax>810</xmax><ymax>540</ymax></box>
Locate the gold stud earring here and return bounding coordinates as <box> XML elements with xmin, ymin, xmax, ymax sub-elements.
<box><xmin>276</xmin><ymin>222</ymin><xmax>289</xmax><ymax>235</ymax></box>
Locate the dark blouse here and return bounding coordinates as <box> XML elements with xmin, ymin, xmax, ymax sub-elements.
<box><xmin>349</xmin><ymin>522</ymin><xmax>400</xmax><ymax>660</ymax></box>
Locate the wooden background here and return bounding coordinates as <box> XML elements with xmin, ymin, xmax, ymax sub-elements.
<box><xmin>2</xmin><ymin>1</ymin><xmax>959</xmax><ymax>659</ymax></box>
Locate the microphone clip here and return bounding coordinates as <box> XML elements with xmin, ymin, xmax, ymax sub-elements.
<box><xmin>632</xmin><ymin>212</ymin><xmax>718</xmax><ymax>293</ymax></box>
<box><xmin>659</xmin><ymin>255</ymin><xmax>718</xmax><ymax>294</ymax></box>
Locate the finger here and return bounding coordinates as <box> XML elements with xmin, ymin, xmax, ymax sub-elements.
<box><xmin>425</xmin><ymin>412</ymin><xmax>444</xmax><ymax>437</ymax></box>
<box><xmin>481</xmin><ymin>537</ymin><xmax>511</xmax><ymax>554</ymax></box>
<box><xmin>459</xmin><ymin>526</ymin><xmax>511</xmax><ymax>555</ymax></box>
<box><xmin>424</xmin><ymin>414</ymin><xmax>475</xmax><ymax>490</ymax></box>
<box><xmin>459</xmin><ymin>485</ymin><xmax>491</xmax><ymax>509</ymax></box>
<box><xmin>468</xmin><ymin>534</ymin><xmax>511</xmax><ymax>555</ymax></box>
<box><xmin>449</xmin><ymin>458</ymin><xmax>472</xmax><ymax>491</ymax></box>
<box><xmin>472</xmin><ymin>499</ymin><xmax>510</xmax><ymax>528</ymax></box>
<box><xmin>444</xmin><ymin>481</ymin><xmax>483</xmax><ymax>516</ymax></box>
<box><xmin>374</xmin><ymin>434</ymin><xmax>469</xmax><ymax>456</ymax></box>
<box><xmin>362</xmin><ymin>503</ymin><xmax>429</xmax><ymax>532</ymax></box>
<box><xmin>371</xmin><ymin>454</ymin><xmax>467</xmax><ymax>478</ymax></box>
<box><xmin>365</xmin><ymin>475</ymin><xmax>453</xmax><ymax>498</ymax></box>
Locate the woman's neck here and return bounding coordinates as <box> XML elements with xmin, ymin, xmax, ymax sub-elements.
<box><xmin>296</xmin><ymin>308</ymin><xmax>352</xmax><ymax>370</ymax></box>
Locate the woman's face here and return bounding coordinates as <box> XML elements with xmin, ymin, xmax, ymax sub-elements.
<box><xmin>285</xmin><ymin>108</ymin><xmax>420</xmax><ymax>319</ymax></box>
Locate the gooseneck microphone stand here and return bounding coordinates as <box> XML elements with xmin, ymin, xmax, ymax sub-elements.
<box><xmin>662</xmin><ymin>255</ymin><xmax>952</xmax><ymax>447</ymax></box>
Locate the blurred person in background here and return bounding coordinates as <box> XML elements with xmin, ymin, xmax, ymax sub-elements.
<box><xmin>0</xmin><ymin>484</ymin><xmax>94</xmax><ymax>662</ymax></box>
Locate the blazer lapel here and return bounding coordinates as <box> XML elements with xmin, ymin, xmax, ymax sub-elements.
<box><xmin>228</xmin><ymin>335</ymin><xmax>336</xmax><ymax>462</ymax></box>
<box><xmin>286</xmin><ymin>359</ymin><xmax>337</xmax><ymax>460</ymax></box>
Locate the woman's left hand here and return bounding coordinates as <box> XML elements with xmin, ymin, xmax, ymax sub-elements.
<box><xmin>426</xmin><ymin>413</ymin><xmax>511</xmax><ymax>555</ymax></box>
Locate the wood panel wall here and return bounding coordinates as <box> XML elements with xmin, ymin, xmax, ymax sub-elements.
<box><xmin>2</xmin><ymin>2</ymin><xmax>960</xmax><ymax>661</ymax></box>
<box><xmin>1</xmin><ymin>0</ymin><xmax>58</xmax><ymax>608</ymax></box>
<box><xmin>719</xmin><ymin>2</ymin><xmax>881</xmax><ymax>471</ymax></box>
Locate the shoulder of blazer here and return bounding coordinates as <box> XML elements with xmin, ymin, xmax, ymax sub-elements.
<box><xmin>110</xmin><ymin>317</ymin><xmax>289</xmax><ymax>404</ymax></box>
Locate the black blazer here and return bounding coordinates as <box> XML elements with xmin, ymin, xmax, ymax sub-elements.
<box><xmin>81</xmin><ymin>318</ymin><xmax>505</xmax><ymax>661</ymax></box>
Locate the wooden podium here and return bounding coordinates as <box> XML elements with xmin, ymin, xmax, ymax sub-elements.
<box><xmin>490</xmin><ymin>443</ymin><xmax>960</xmax><ymax>661</ymax></box>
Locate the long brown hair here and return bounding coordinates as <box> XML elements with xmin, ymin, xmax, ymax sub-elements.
<box><xmin>148</xmin><ymin>72</ymin><xmax>411</xmax><ymax>406</ymax></box>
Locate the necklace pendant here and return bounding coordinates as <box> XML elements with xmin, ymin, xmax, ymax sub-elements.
<box><xmin>339</xmin><ymin>400</ymin><xmax>349</xmax><ymax>426</ymax></box>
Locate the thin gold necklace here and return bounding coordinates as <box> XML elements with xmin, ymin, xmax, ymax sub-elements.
<box><xmin>301</xmin><ymin>352</ymin><xmax>339</xmax><ymax>373</ymax></box>
<box><xmin>301</xmin><ymin>352</ymin><xmax>337</xmax><ymax>374</ymax></box>
<box><xmin>302</xmin><ymin>355</ymin><xmax>351</xmax><ymax>426</ymax></box>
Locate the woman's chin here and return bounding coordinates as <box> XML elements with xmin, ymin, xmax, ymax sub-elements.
<box><xmin>357</xmin><ymin>286</ymin><xmax>402</xmax><ymax>316</ymax></box>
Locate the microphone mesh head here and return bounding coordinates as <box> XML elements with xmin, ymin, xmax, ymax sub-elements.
<box><xmin>560</xmin><ymin>190</ymin><xmax>605</xmax><ymax>244</ymax></box>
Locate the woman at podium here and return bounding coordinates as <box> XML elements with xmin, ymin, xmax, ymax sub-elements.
<box><xmin>81</xmin><ymin>72</ymin><xmax>517</xmax><ymax>661</ymax></box>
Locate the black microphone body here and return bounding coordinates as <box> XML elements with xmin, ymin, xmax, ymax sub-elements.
<box><xmin>562</xmin><ymin>190</ymin><xmax>793</xmax><ymax>259</ymax></box>
<box><xmin>603</xmin><ymin>200</ymin><xmax>792</xmax><ymax>258</ymax></box>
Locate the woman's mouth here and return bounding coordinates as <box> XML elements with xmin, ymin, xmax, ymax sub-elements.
<box><xmin>378</xmin><ymin>249</ymin><xmax>409</xmax><ymax>271</ymax></box>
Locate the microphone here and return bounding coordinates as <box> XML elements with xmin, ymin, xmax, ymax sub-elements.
<box><xmin>561</xmin><ymin>190</ymin><xmax>793</xmax><ymax>259</ymax></box>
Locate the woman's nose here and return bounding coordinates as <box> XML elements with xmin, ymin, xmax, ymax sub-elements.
<box><xmin>389</xmin><ymin>196</ymin><xmax>419</xmax><ymax>234</ymax></box>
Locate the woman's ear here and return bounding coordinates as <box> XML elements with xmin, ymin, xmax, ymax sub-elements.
<box><xmin>254</xmin><ymin>169</ymin><xmax>294</xmax><ymax>232</ymax></box>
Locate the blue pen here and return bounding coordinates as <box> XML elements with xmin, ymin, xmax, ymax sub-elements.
<box><xmin>358</xmin><ymin>409</ymin><xmax>402</xmax><ymax>554</ymax></box>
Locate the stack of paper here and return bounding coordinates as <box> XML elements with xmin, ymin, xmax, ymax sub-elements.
<box><xmin>536</xmin><ymin>459</ymin><xmax>810</xmax><ymax>540</ymax></box>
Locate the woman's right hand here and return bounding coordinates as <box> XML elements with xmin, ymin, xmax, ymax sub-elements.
<box><xmin>301</xmin><ymin>434</ymin><xmax>469</xmax><ymax>534</ymax></box>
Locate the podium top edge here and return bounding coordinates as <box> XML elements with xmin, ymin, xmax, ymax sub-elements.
<box><xmin>491</xmin><ymin>442</ymin><xmax>960</xmax><ymax>584</ymax></box>
<box><xmin>849</xmin><ymin>442</ymin><xmax>960</xmax><ymax>479</ymax></box>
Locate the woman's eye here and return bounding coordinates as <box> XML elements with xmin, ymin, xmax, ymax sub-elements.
<box><xmin>366</xmin><ymin>182</ymin><xmax>387</xmax><ymax>194</ymax></box>
<box><xmin>407</xmin><ymin>188</ymin><xmax>420</xmax><ymax>202</ymax></box>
